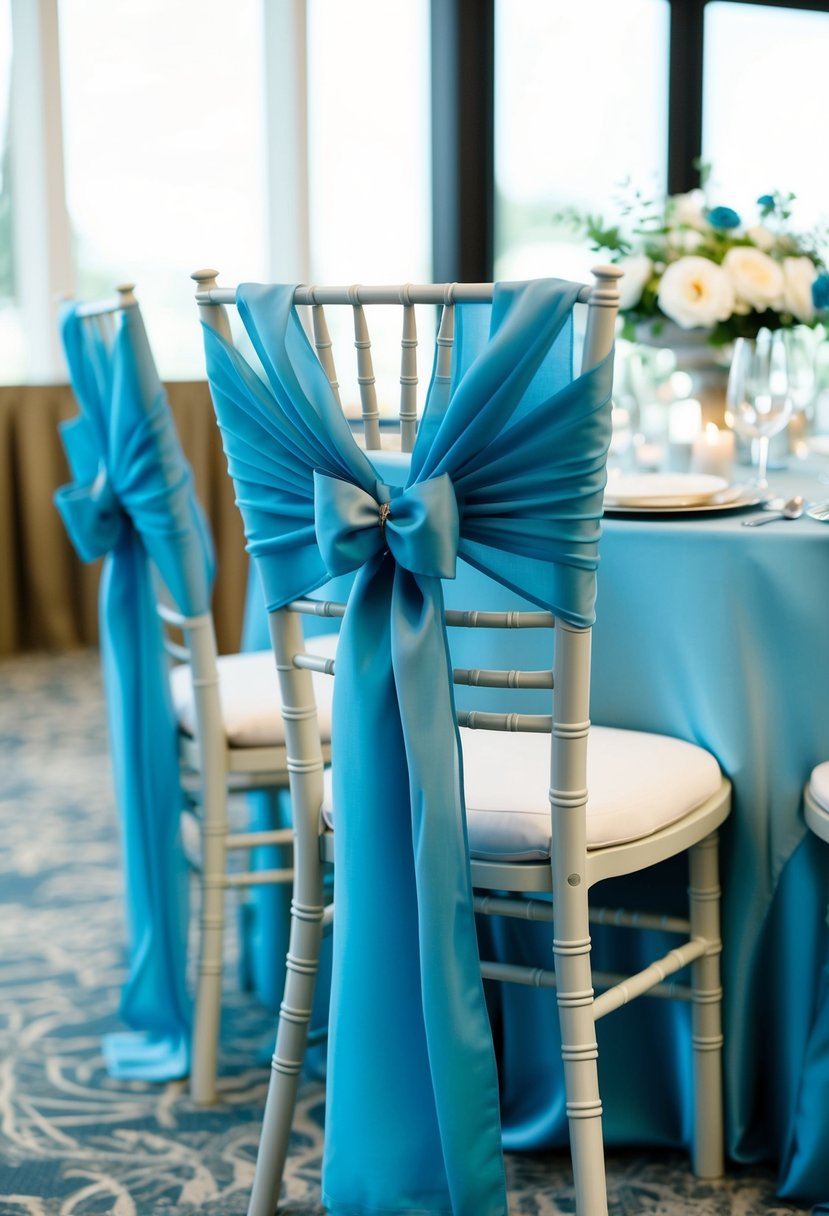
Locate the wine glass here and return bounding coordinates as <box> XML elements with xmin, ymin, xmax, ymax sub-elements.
<box><xmin>724</xmin><ymin>329</ymin><xmax>793</xmax><ymax>491</ymax></box>
<box><xmin>782</xmin><ymin>327</ymin><xmax>817</xmax><ymax>459</ymax></box>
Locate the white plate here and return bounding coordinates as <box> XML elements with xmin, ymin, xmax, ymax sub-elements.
<box><xmin>603</xmin><ymin>473</ymin><xmax>729</xmax><ymax>508</ymax></box>
<box><xmin>603</xmin><ymin>484</ymin><xmax>764</xmax><ymax>517</ymax></box>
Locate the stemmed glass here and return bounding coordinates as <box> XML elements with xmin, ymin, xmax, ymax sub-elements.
<box><xmin>724</xmin><ymin>329</ymin><xmax>793</xmax><ymax>491</ymax></box>
<box><xmin>781</xmin><ymin>327</ymin><xmax>817</xmax><ymax>459</ymax></box>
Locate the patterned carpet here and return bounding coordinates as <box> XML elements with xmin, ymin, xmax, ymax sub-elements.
<box><xmin>0</xmin><ymin>649</ymin><xmax>813</xmax><ymax>1215</ymax></box>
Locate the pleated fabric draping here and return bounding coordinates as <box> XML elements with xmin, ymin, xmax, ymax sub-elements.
<box><xmin>54</xmin><ymin>302</ymin><xmax>215</xmax><ymax>1079</ymax></box>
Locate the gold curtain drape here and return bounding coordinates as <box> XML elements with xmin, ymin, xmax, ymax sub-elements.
<box><xmin>0</xmin><ymin>382</ymin><xmax>248</xmax><ymax>657</ymax></box>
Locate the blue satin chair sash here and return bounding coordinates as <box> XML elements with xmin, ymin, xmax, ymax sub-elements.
<box><xmin>201</xmin><ymin>279</ymin><xmax>614</xmax><ymax>1216</ymax></box>
<box><xmin>55</xmin><ymin>302</ymin><xmax>215</xmax><ymax>1080</ymax></box>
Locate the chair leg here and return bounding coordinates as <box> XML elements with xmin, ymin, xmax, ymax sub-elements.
<box><xmin>688</xmin><ymin>831</ymin><xmax>725</xmax><ymax>1179</ymax></box>
<box><xmin>247</xmin><ymin>893</ymin><xmax>326</xmax><ymax>1216</ymax></box>
<box><xmin>191</xmin><ymin>784</ymin><xmax>229</xmax><ymax>1106</ymax></box>
<box><xmin>555</xmin><ymin>939</ymin><xmax>609</xmax><ymax>1216</ymax></box>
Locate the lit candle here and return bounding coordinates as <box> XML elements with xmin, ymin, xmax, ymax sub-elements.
<box><xmin>690</xmin><ymin>423</ymin><xmax>736</xmax><ymax>480</ymax></box>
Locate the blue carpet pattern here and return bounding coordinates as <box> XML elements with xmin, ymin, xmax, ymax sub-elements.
<box><xmin>0</xmin><ymin>650</ymin><xmax>813</xmax><ymax>1215</ymax></box>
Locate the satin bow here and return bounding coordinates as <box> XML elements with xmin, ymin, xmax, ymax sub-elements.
<box><xmin>55</xmin><ymin>458</ymin><xmax>126</xmax><ymax>561</ymax></box>
<box><xmin>55</xmin><ymin>302</ymin><xmax>214</xmax><ymax>1081</ymax></box>
<box><xmin>202</xmin><ymin>278</ymin><xmax>614</xmax><ymax>1216</ymax></box>
<box><xmin>314</xmin><ymin>470</ymin><xmax>459</xmax><ymax>580</ymax></box>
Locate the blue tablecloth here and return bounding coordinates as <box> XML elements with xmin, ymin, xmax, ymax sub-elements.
<box><xmin>595</xmin><ymin>464</ymin><xmax>829</xmax><ymax>1203</ymax></box>
<box><xmin>450</xmin><ymin>461</ymin><xmax>829</xmax><ymax>1204</ymax></box>
<box><xmin>244</xmin><ymin>458</ymin><xmax>829</xmax><ymax>1203</ymax></box>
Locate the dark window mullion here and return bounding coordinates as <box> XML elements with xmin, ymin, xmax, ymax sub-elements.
<box><xmin>667</xmin><ymin>0</ymin><xmax>706</xmax><ymax>193</ymax></box>
<box><xmin>430</xmin><ymin>0</ymin><xmax>494</xmax><ymax>282</ymax></box>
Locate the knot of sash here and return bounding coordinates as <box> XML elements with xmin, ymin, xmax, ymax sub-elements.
<box><xmin>313</xmin><ymin>469</ymin><xmax>459</xmax><ymax>581</ymax></box>
<box><xmin>55</xmin><ymin>445</ymin><xmax>129</xmax><ymax>562</ymax></box>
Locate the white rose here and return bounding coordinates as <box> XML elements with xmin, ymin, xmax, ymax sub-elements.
<box><xmin>781</xmin><ymin>256</ymin><xmax>817</xmax><ymax>322</ymax></box>
<box><xmin>657</xmin><ymin>256</ymin><xmax>735</xmax><ymax>329</ymax></box>
<box><xmin>745</xmin><ymin>224</ymin><xmax>775</xmax><ymax>253</ymax></box>
<box><xmin>616</xmin><ymin>254</ymin><xmax>653</xmax><ymax>310</ymax></box>
<box><xmin>667</xmin><ymin>228</ymin><xmax>704</xmax><ymax>254</ymax></box>
<box><xmin>723</xmin><ymin>247</ymin><xmax>784</xmax><ymax>311</ymax></box>
<box><xmin>670</xmin><ymin>189</ymin><xmax>708</xmax><ymax>230</ymax></box>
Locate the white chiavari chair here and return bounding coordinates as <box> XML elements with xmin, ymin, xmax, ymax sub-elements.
<box><xmin>193</xmin><ymin>269</ymin><xmax>731</xmax><ymax>1216</ymax></box>
<box><xmin>62</xmin><ymin>286</ymin><xmax>338</xmax><ymax>1107</ymax></box>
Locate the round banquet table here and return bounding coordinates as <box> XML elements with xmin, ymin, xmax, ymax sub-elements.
<box><xmin>453</xmin><ymin>459</ymin><xmax>829</xmax><ymax>1204</ymax></box>
<box><xmin>244</xmin><ymin>457</ymin><xmax>829</xmax><ymax>1203</ymax></box>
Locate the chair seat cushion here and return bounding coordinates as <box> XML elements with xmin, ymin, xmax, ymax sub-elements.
<box><xmin>170</xmin><ymin>633</ymin><xmax>338</xmax><ymax>749</ymax></box>
<box><xmin>809</xmin><ymin>761</ymin><xmax>829</xmax><ymax>812</ymax></box>
<box><xmin>321</xmin><ymin>723</ymin><xmax>723</xmax><ymax>858</ymax></box>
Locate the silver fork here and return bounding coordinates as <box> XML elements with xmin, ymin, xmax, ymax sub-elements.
<box><xmin>807</xmin><ymin>502</ymin><xmax>829</xmax><ymax>522</ymax></box>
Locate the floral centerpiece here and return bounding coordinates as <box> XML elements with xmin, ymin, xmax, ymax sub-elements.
<box><xmin>561</xmin><ymin>174</ymin><xmax>829</xmax><ymax>347</ymax></box>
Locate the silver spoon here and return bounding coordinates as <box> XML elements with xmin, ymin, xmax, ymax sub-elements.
<box><xmin>742</xmin><ymin>495</ymin><xmax>805</xmax><ymax>527</ymax></box>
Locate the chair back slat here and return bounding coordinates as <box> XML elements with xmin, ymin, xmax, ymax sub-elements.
<box><xmin>350</xmin><ymin>293</ymin><xmax>382</xmax><ymax>449</ymax></box>
<box><xmin>435</xmin><ymin>295</ymin><xmax>455</xmax><ymax>388</ymax></box>
<box><xmin>399</xmin><ymin>298</ymin><xmax>418</xmax><ymax>452</ymax></box>
<box><xmin>310</xmin><ymin>300</ymin><xmax>342</xmax><ymax>407</ymax></box>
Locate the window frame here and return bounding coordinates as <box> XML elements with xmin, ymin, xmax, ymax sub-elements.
<box><xmin>667</xmin><ymin>0</ymin><xmax>829</xmax><ymax>193</ymax></box>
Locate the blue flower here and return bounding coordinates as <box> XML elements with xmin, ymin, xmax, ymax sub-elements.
<box><xmin>812</xmin><ymin>273</ymin><xmax>829</xmax><ymax>311</ymax></box>
<box><xmin>757</xmin><ymin>194</ymin><xmax>776</xmax><ymax>210</ymax></box>
<box><xmin>707</xmin><ymin>206</ymin><xmax>741</xmax><ymax>231</ymax></box>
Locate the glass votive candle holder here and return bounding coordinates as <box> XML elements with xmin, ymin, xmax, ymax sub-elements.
<box><xmin>690</xmin><ymin>423</ymin><xmax>736</xmax><ymax>480</ymax></box>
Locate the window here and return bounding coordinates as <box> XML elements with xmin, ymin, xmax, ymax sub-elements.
<box><xmin>307</xmin><ymin>0</ymin><xmax>431</xmax><ymax>283</ymax></box>
<box><xmin>4</xmin><ymin>0</ymin><xmax>827</xmax><ymax>384</ymax></box>
<box><xmin>493</xmin><ymin>0</ymin><xmax>670</xmax><ymax>281</ymax></box>
<box><xmin>57</xmin><ymin>0</ymin><xmax>268</xmax><ymax>379</ymax></box>
<box><xmin>306</xmin><ymin>0</ymin><xmax>432</xmax><ymax>412</ymax></box>
<box><xmin>702</xmin><ymin>2</ymin><xmax>829</xmax><ymax>227</ymax></box>
<box><xmin>6</xmin><ymin>0</ymin><xmax>433</xmax><ymax>385</ymax></box>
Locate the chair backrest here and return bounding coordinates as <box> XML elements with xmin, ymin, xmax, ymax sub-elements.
<box><xmin>58</xmin><ymin>285</ymin><xmax>226</xmax><ymax>777</ymax></box>
<box><xmin>62</xmin><ymin>285</ymin><xmax>213</xmax><ymax>585</ymax></box>
<box><xmin>193</xmin><ymin>269</ymin><xmax>620</xmax><ymax>841</ymax></box>
<box><xmin>193</xmin><ymin>270</ymin><xmax>619</xmax><ymax>442</ymax></box>
<box><xmin>55</xmin><ymin>284</ymin><xmax>220</xmax><ymax>1078</ymax></box>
